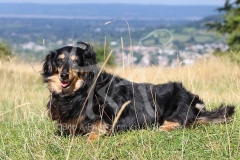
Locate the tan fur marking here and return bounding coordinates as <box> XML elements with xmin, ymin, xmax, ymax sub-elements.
<box><xmin>59</xmin><ymin>54</ymin><xmax>65</xmax><ymax>59</ymax></box>
<box><xmin>68</xmin><ymin>68</ymin><xmax>74</xmax><ymax>80</ymax></box>
<box><xmin>159</xmin><ymin>121</ymin><xmax>180</xmax><ymax>131</ymax></box>
<box><xmin>71</xmin><ymin>55</ymin><xmax>76</xmax><ymax>60</ymax></box>
<box><xmin>88</xmin><ymin>133</ymin><xmax>99</xmax><ymax>141</ymax></box>
<box><xmin>73</xmin><ymin>79</ymin><xmax>84</xmax><ymax>91</ymax></box>
<box><xmin>47</xmin><ymin>74</ymin><xmax>62</xmax><ymax>94</ymax></box>
<box><xmin>57</xmin><ymin>66</ymin><xmax>63</xmax><ymax>73</ymax></box>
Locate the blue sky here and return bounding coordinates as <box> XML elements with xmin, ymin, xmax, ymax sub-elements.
<box><xmin>0</xmin><ymin>0</ymin><xmax>225</xmax><ymax>5</ymax></box>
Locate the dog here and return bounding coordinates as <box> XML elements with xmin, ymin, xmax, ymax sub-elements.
<box><xmin>42</xmin><ymin>42</ymin><xmax>235</xmax><ymax>140</ymax></box>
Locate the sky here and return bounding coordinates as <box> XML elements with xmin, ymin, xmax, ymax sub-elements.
<box><xmin>0</xmin><ymin>0</ymin><xmax>225</xmax><ymax>5</ymax></box>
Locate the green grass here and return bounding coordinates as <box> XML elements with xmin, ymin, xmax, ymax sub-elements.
<box><xmin>0</xmin><ymin>58</ymin><xmax>240</xmax><ymax>159</ymax></box>
<box><xmin>1</xmin><ymin>118</ymin><xmax>239</xmax><ymax>159</ymax></box>
<box><xmin>171</xmin><ymin>34</ymin><xmax>190</xmax><ymax>42</ymax></box>
<box><xmin>194</xmin><ymin>35</ymin><xmax>214</xmax><ymax>43</ymax></box>
<box><xmin>182</xmin><ymin>27</ymin><xmax>197</xmax><ymax>34</ymax></box>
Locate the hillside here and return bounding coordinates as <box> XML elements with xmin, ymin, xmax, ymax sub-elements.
<box><xmin>0</xmin><ymin>3</ymin><xmax>225</xmax><ymax>65</ymax></box>
<box><xmin>0</xmin><ymin>14</ymin><xmax>226</xmax><ymax>65</ymax></box>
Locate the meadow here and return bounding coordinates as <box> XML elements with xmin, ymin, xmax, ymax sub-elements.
<box><xmin>0</xmin><ymin>56</ymin><xmax>239</xmax><ymax>159</ymax></box>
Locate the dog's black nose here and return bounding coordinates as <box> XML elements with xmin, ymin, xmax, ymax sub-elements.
<box><xmin>60</xmin><ymin>73</ymin><xmax>69</xmax><ymax>80</ymax></box>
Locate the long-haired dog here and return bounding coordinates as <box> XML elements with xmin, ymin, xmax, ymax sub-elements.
<box><xmin>42</xmin><ymin>42</ymin><xmax>235</xmax><ymax>140</ymax></box>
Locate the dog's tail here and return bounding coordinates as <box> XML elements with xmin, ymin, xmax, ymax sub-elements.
<box><xmin>196</xmin><ymin>105</ymin><xmax>235</xmax><ymax>124</ymax></box>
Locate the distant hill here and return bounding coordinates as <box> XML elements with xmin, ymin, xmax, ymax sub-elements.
<box><xmin>0</xmin><ymin>3</ymin><xmax>219</xmax><ymax>20</ymax></box>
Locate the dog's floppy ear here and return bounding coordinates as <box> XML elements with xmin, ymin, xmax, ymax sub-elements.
<box><xmin>77</xmin><ymin>42</ymin><xmax>96</xmax><ymax>66</ymax></box>
<box><xmin>42</xmin><ymin>51</ymin><xmax>57</xmax><ymax>81</ymax></box>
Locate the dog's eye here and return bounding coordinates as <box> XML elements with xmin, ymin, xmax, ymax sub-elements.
<box><xmin>74</xmin><ymin>59</ymin><xmax>80</xmax><ymax>64</ymax></box>
<box><xmin>57</xmin><ymin>58</ymin><xmax>63</xmax><ymax>63</ymax></box>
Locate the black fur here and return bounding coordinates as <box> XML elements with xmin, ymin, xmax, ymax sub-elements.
<box><xmin>42</xmin><ymin>42</ymin><xmax>235</xmax><ymax>136</ymax></box>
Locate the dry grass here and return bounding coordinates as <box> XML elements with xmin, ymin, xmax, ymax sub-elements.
<box><xmin>0</xmin><ymin>60</ymin><xmax>46</xmax><ymax>121</ymax></box>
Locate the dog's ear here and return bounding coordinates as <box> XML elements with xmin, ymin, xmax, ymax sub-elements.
<box><xmin>42</xmin><ymin>51</ymin><xmax>57</xmax><ymax>81</ymax></box>
<box><xmin>77</xmin><ymin>42</ymin><xmax>96</xmax><ymax>66</ymax></box>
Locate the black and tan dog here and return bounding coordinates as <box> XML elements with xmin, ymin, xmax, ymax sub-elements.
<box><xmin>42</xmin><ymin>42</ymin><xmax>235</xmax><ymax>140</ymax></box>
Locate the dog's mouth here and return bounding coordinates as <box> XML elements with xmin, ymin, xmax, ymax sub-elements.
<box><xmin>60</xmin><ymin>78</ymin><xmax>74</xmax><ymax>88</ymax></box>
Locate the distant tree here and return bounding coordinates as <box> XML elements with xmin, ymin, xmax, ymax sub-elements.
<box><xmin>187</xmin><ymin>36</ymin><xmax>196</xmax><ymax>44</ymax></box>
<box><xmin>206</xmin><ymin>0</ymin><xmax>240</xmax><ymax>50</ymax></box>
<box><xmin>93</xmin><ymin>42</ymin><xmax>115</xmax><ymax>66</ymax></box>
<box><xmin>0</xmin><ymin>43</ymin><xmax>12</xmax><ymax>60</ymax></box>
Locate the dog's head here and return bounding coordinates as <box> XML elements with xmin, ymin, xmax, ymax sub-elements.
<box><xmin>42</xmin><ymin>42</ymin><xmax>97</xmax><ymax>96</ymax></box>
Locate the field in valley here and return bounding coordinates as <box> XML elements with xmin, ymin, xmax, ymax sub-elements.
<box><xmin>0</xmin><ymin>56</ymin><xmax>239</xmax><ymax>159</ymax></box>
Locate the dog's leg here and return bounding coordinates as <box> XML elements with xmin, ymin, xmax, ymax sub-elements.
<box><xmin>88</xmin><ymin>120</ymin><xmax>109</xmax><ymax>140</ymax></box>
<box><xmin>159</xmin><ymin>121</ymin><xmax>180</xmax><ymax>131</ymax></box>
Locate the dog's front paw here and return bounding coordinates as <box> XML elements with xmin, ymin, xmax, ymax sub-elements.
<box><xmin>88</xmin><ymin>132</ymin><xmax>99</xmax><ymax>140</ymax></box>
<box><xmin>159</xmin><ymin>121</ymin><xmax>180</xmax><ymax>131</ymax></box>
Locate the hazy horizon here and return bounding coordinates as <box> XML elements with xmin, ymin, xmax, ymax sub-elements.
<box><xmin>0</xmin><ymin>0</ymin><xmax>224</xmax><ymax>6</ymax></box>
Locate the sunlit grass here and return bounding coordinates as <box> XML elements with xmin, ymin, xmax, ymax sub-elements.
<box><xmin>0</xmin><ymin>60</ymin><xmax>47</xmax><ymax>121</ymax></box>
<box><xmin>0</xmin><ymin>56</ymin><xmax>239</xmax><ymax>159</ymax></box>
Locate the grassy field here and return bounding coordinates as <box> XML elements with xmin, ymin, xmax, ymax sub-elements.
<box><xmin>0</xmin><ymin>56</ymin><xmax>240</xmax><ymax>159</ymax></box>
